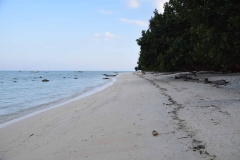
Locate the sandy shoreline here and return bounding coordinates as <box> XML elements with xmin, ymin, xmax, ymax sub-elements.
<box><xmin>0</xmin><ymin>73</ymin><xmax>240</xmax><ymax>159</ymax></box>
<box><xmin>0</xmin><ymin>76</ymin><xmax>117</xmax><ymax>129</ymax></box>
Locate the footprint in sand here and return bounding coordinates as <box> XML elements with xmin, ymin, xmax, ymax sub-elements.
<box><xmin>137</xmin><ymin>133</ymin><xmax>142</xmax><ymax>136</ymax></box>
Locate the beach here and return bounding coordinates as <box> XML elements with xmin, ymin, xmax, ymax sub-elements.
<box><xmin>0</xmin><ymin>73</ymin><xmax>240</xmax><ymax>160</ymax></box>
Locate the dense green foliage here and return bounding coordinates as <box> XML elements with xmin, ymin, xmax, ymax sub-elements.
<box><xmin>136</xmin><ymin>0</ymin><xmax>240</xmax><ymax>71</ymax></box>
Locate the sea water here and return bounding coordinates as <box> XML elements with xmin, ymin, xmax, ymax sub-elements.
<box><xmin>0</xmin><ymin>71</ymin><xmax>128</xmax><ymax>125</ymax></box>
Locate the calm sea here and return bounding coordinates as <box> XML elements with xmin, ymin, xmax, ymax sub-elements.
<box><xmin>0</xmin><ymin>71</ymin><xmax>129</xmax><ymax>125</ymax></box>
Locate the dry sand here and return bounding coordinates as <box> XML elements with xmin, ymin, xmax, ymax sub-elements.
<box><xmin>0</xmin><ymin>73</ymin><xmax>240</xmax><ymax>160</ymax></box>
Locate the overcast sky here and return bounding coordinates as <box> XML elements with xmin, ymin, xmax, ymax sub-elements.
<box><xmin>0</xmin><ymin>0</ymin><xmax>168</xmax><ymax>71</ymax></box>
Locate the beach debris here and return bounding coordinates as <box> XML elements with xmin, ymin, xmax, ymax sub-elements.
<box><xmin>152</xmin><ymin>130</ymin><xmax>158</xmax><ymax>136</ymax></box>
<box><xmin>183</xmin><ymin>67</ymin><xmax>197</xmax><ymax>76</ymax></box>
<box><xmin>212</xmin><ymin>80</ymin><xmax>229</xmax><ymax>85</ymax></box>
<box><xmin>29</xmin><ymin>134</ymin><xmax>34</xmax><ymax>137</ymax></box>
<box><xmin>175</xmin><ymin>75</ymin><xmax>193</xmax><ymax>80</ymax></box>
<box><xmin>177</xmin><ymin>137</ymin><xmax>189</xmax><ymax>139</ymax></box>
<box><xmin>174</xmin><ymin>72</ymin><xmax>201</xmax><ymax>81</ymax></box>
<box><xmin>42</xmin><ymin>79</ymin><xmax>49</xmax><ymax>82</ymax></box>
<box><xmin>176</xmin><ymin>75</ymin><xmax>228</xmax><ymax>85</ymax></box>
<box><xmin>193</xmin><ymin>145</ymin><xmax>205</xmax><ymax>150</ymax></box>
<box><xmin>192</xmin><ymin>139</ymin><xmax>206</xmax><ymax>152</ymax></box>
<box><xmin>205</xmin><ymin>78</ymin><xmax>229</xmax><ymax>85</ymax></box>
<box><xmin>205</xmin><ymin>78</ymin><xmax>210</xmax><ymax>83</ymax></box>
<box><xmin>198</xmin><ymin>71</ymin><xmax>215</xmax><ymax>74</ymax></box>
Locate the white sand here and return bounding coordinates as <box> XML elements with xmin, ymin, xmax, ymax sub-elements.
<box><xmin>143</xmin><ymin>72</ymin><xmax>240</xmax><ymax>160</ymax></box>
<box><xmin>0</xmin><ymin>73</ymin><xmax>240</xmax><ymax>160</ymax></box>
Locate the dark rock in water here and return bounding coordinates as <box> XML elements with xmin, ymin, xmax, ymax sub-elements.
<box><xmin>14</xmin><ymin>81</ymin><xmax>17</xmax><ymax>83</ymax></box>
<box><xmin>103</xmin><ymin>78</ymin><xmax>109</xmax><ymax>79</ymax></box>
<box><xmin>42</xmin><ymin>79</ymin><xmax>49</xmax><ymax>82</ymax></box>
<box><xmin>74</xmin><ymin>78</ymin><xmax>78</xmax><ymax>79</ymax></box>
<box><xmin>39</xmin><ymin>76</ymin><xmax>42</xmax><ymax>78</ymax></box>
<box><xmin>63</xmin><ymin>77</ymin><xmax>66</xmax><ymax>78</ymax></box>
<box><xmin>104</xmin><ymin>74</ymin><xmax>117</xmax><ymax>77</ymax></box>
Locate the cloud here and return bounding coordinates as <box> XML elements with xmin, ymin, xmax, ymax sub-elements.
<box><xmin>92</xmin><ymin>32</ymin><xmax>117</xmax><ymax>41</ymax></box>
<box><xmin>94</xmin><ymin>33</ymin><xmax>101</xmax><ymax>37</ymax></box>
<box><xmin>120</xmin><ymin>18</ymin><xmax>148</xmax><ymax>27</ymax></box>
<box><xmin>126</xmin><ymin>0</ymin><xmax>140</xmax><ymax>9</ymax></box>
<box><xmin>98</xmin><ymin>10</ymin><xmax>114</xmax><ymax>14</ymax></box>
<box><xmin>152</xmin><ymin>0</ymin><xmax>166</xmax><ymax>13</ymax></box>
<box><xmin>104</xmin><ymin>32</ymin><xmax>115</xmax><ymax>38</ymax></box>
<box><xmin>125</xmin><ymin>0</ymin><xmax>167</xmax><ymax>13</ymax></box>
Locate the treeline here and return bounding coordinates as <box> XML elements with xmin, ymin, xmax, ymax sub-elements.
<box><xmin>136</xmin><ymin>0</ymin><xmax>240</xmax><ymax>72</ymax></box>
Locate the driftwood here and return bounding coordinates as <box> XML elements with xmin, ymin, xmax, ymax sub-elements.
<box><xmin>175</xmin><ymin>75</ymin><xmax>190</xmax><ymax>79</ymax></box>
<box><xmin>183</xmin><ymin>67</ymin><xmax>197</xmax><ymax>76</ymax></box>
<box><xmin>205</xmin><ymin>78</ymin><xmax>229</xmax><ymax>85</ymax></box>
<box><xmin>175</xmin><ymin>75</ymin><xmax>198</xmax><ymax>80</ymax></box>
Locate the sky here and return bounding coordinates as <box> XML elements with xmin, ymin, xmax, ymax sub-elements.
<box><xmin>0</xmin><ymin>0</ymin><xmax>168</xmax><ymax>71</ymax></box>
